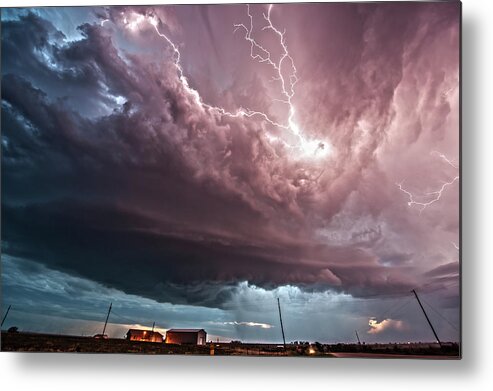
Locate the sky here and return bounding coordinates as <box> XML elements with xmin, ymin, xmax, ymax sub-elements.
<box><xmin>1</xmin><ymin>2</ymin><xmax>460</xmax><ymax>344</ymax></box>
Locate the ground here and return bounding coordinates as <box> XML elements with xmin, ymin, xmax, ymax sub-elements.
<box><xmin>1</xmin><ymin>332</ymin><xmax>460</xmax><ymax>358</ymax></box>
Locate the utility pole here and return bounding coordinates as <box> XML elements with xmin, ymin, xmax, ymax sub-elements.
<box><xmin>102</xmin><ymin>302</ymin><xmax>112</xmax><ymax>336</ymax></box>
<box><xmin>1</xmin><ymin>305</ymin><xmax>12</xmax><ymax>328</ymax></box>
<box><xmin>277</xmin><ymin>298</ymin><xmax>286</xmax><ymax>349</ymax></box>
<box><xmin>412</xmin><ymin>289</ymin><xmax>441</xmax><ymax>347</ymax></box>
<box><xmin>355</xmin><ymin>330</ymin><xmax>361</xmax><ymax>345</ymax></box>
<box><xmin>151</xmin><ymin>322</ymin><xmax>155</xmax><ymax>333</ymax></box>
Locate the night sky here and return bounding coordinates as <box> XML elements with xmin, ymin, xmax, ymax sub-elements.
<box><xmin>1</xmin><ymin>2</ymin><xmax>460</xmax><ymax>344</ymax></box>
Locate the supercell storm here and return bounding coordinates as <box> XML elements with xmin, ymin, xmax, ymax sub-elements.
<box><xmin>1</xmin><ymin>3</ymin><xmax>459</xmax><ymax>342</ymax></box>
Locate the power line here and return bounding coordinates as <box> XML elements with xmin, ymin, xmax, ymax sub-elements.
<box><xmin>355</xmin><ymin>295</ymin><xmax>414</xmax><ymax>337</ymax></box>
<box><xmin>420</xmin><ymin>297</ymin><xmax>459</xmax><ymax>332</ymax></box>
<box><xmin>110</xmin><ymin>310</ymin><xmax>137</xmax><ymax>323</ymax></box>
<box><xmin>387</xmin><ymin>297</ymin><xmax>414</xmax><ymax>319</ymax></box>
<box><xmin>378</xmin><ymin>295</ymin><xmax>413</xmax><ymax>320</ymax></box>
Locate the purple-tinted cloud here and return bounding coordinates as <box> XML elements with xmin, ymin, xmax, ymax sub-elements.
<box><xmin>1</xmin><ymin>3</ymin><xmax>459</xmax><ymax>312</ymax></box>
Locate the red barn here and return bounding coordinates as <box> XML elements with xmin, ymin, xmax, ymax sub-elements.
<box><xmin>126</xmin><ymin>329</ymin><xmax>164</xmax><ymax>343</ymax></box>
<box><xmin>165</xmin><ymin>329</ymin><xmax>207</xmax><ymax>345</ymax></box>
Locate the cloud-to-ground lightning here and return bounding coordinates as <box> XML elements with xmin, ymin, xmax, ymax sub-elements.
<box><xmin>114</xmin><ymin>5</ymin><xmax>330</xmax><ymax>160</ymax></box>
<box><xmin>396</xmin><ymin>151</ymin><xmax>459</xmax><ymax>213</ymax></box>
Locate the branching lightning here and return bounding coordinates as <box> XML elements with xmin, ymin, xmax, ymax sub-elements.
<box><xmin>431</xmin><ymin>150</ymin><xmax>458</xmax><ymax>169</ymax></box>
<box><xmin>114</xmin><ymin>5</ymin><xmax>330</xmax><ymax>160</ymax></box>
<box><xmin>396</xmin><ymin>151</ymin><xmax>459</xmax><ymax>213</ymax></box>
<box><xmin>233</xmin><ymin>5</ymin><xmax>327</xmax><ymax>157</ymax></box>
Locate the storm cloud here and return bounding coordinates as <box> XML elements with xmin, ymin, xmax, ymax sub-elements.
<box><xmin>1</xmin><ymin>3</ymin><xmax>459</xmax><ymax>341</ymax></box>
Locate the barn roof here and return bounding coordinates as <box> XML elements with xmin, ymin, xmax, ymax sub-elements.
<box><xmin>126</xmin><ymin>329</ymin><xmax>163</xmax><ymax>336</ymax></box>
<box><xmin>166</xmin><ymin>328</ymin><xmax>205</xmax><ymax>333</ymax></box>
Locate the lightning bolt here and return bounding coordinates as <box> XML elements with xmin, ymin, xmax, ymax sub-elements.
<box><xmin>113</xmin><ymin>5</ymin><xmax>330</xmax><ymax>159</ymax></box>
<box><xmin>431</xmin><ymin>150</ymin><xmax>458</xmax><ymax>169</ymax></box>
<box><xmin>233</xmin><ymin>5</ymin><xmax>299</xmax><ymax>129</ymax></box>
<box><xmin>396</xmin><ymin>151</ymin><xmax>459</xmax><ymax>213</ymax></box>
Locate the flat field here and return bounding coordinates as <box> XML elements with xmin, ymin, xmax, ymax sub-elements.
<box><xmin>1</xmin><ymin>332</ymin><xmax>460</xmax><ymax>358</ymax></box>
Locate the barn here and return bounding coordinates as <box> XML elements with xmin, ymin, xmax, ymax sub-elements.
<box><xmin>126</xmin><ymin>329</ymin><xmax>164</xmax><ymax>343</ymax></box>
<box><xmin>165</xmin><ymin>329</ymin><xmax>207</xmax><ymax>345</ymax></box>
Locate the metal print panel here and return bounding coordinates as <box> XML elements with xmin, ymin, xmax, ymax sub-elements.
<box><xmin>0</xmin><ymin>1</ymin><xmax>461</xmax><ymax>358</ymax></box>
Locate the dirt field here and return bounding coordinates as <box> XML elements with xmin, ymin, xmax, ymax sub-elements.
<box><xmin>1</xmin><ymin>332</ymin><xmax>209</xmax><ymax>354</ymax></box>
<box><xmin>331</xmin><ymin>352</ymin><xmax>460</xmax><ymax>360</ymax></box>
<box><xmin>1</xmin><ymin>332</ymin><xmax>459</xmax><ymax>358</ymax></box>
<box><xmin>0</xmin><ymin>332</ymin><xmax>301</xmax><ymax>356</ymax></box>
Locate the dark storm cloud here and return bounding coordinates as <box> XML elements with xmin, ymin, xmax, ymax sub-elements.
<box><xmin>1</xmin><ymin>255</ymin><xmax>231</xmax><ymax>339</ymax></box>
<box><xmin>424</xmin><ymin>262</ymin><xmax>459</xmax><ymax>279</ymax></box>
<box><xmin>1</xmin><ymin>13</ymin><xmax>111</xmax><ymax>117</ymax></box>
<box><xmin>1</xmin><ymin>3</ymin><xmax>459</xmax><ymax>310</ymax></box>
<box><xmin>3</xmin><ymin>198</ymin><xmax>416</xmax><ymax>306</ymax></box>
